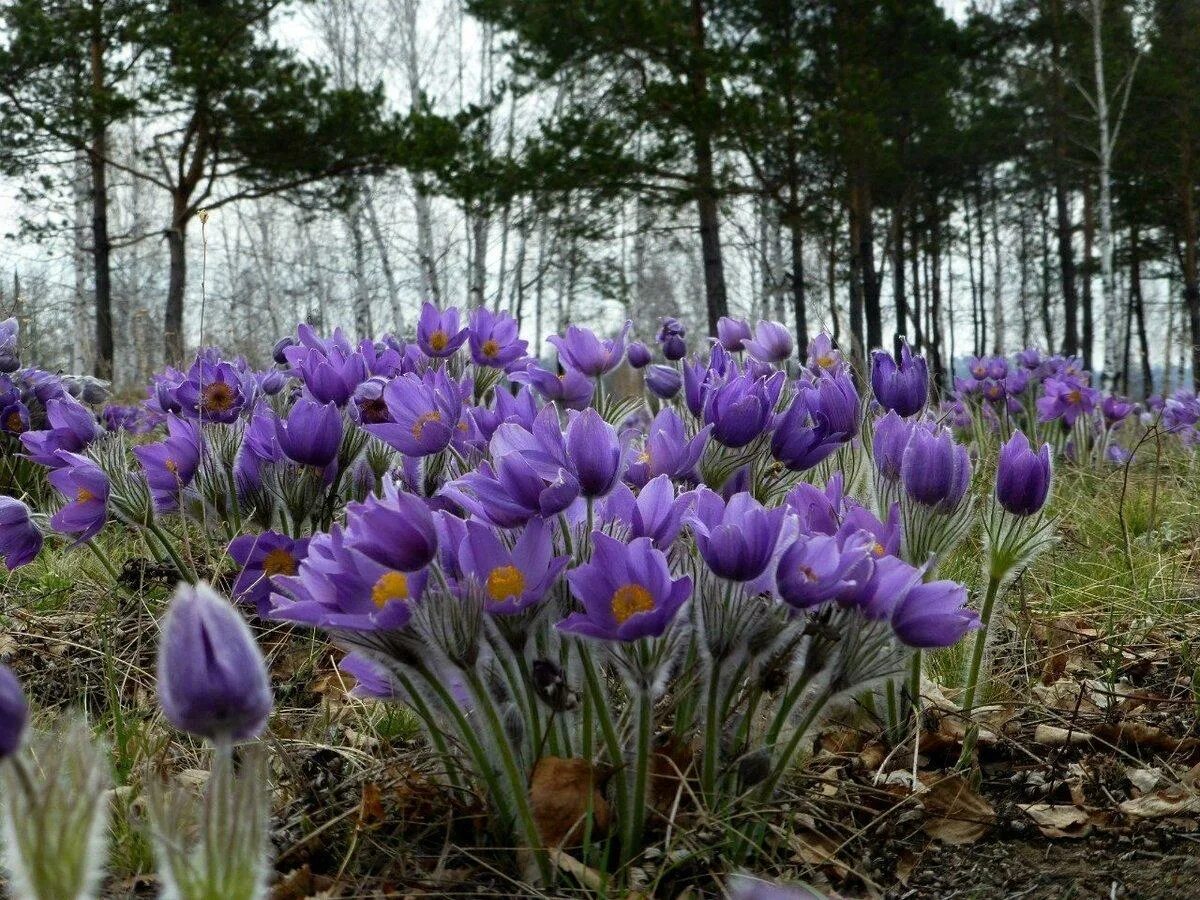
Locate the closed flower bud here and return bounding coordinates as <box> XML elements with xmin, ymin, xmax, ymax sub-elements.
<box><xmin>0</xmin><ymin>664</ymin><xmax>28</xmax><ymax>759</ymax></box>
<box><xmin>995</xmin><ymin>430</ymin><xmax>1052</xmax><ymax>516</ymax></box>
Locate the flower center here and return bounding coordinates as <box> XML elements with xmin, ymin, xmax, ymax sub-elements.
<box><xmin>4</xmin><ymin>411</ymin><xmax>24</xmax><ymax>432</ymax></box>
<box><xmin>481</xmin><ymin>339</ymin><xmax>500</xmax><ymax>358</ymax></box>
<box><xmin>637</xmin><ymin>449</ymin><xmax>651</xmax><ymax>466</ymax></box>
<box><xmin>817</xmin><ymin>354</ymin><xmax>834</xmax><ymax>369</ymax></box>
<box><xmin>872</xmin><ymin>542</ymin><xmax>886</xmax><ymax>557</ymax></box>
<box><xmin>611</xmin><ymin>583</ymin><xmax>654</xmax><ymax>624</ymax></box>
<box><xmin>411</xmin><ymin>410</ymin><xmax>443</xmax><ymax>439</ymax></box>
<box><xmin>486</xmin><ymin>564</ymin><xmax>525</xmax><ymax>601</ymax></box>
<box><xmin>795</xmin><ymin>563</ymin><xmax>817</xmax><ymax>581</ymax></box>
<box><xmin>76</xmin><ymin>487</ymin><xmax>96</xmax><ymax>503</ymax></box>
<box><xmin>1067</xmin><ymin>389</ymin><xmax>1082</xmax><ymax>404</ymax></box>
<box><xmin>262</xmin><ymin>547</ymin><xmax>297</xmax><ymax>578</ymax></box>
<box><xmin>371</xmin><ymin>571</ymin><xmax>409</xmax><ymax>608</ymax></box>
<box><xmin>429</xmin><ymin>330</ymin><xmax>449</xmax><ymax>352</ymax></box>
<box><xmin>201</xmin><ymin>381</ymin><xmax>236</xmax><ymax>414</ymax></box>
<box><xmin>165</xmin><ymin>457</ymin><xmax>179</xmax><ymax>474</ymax></box>
<box><xmin>359</xmin><ymin>397</ymin><xmax>388</xmax><ymax>424</ymax></box>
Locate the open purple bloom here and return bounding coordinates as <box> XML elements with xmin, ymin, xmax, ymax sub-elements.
<box><xmin>175</xmin><ymin>357</ymin><xmax>248</xmax><ymax>424</ymax></box>
<box><xmin>1016</xmin><ymin>348</ymin><xmax>1042</xmax><ymax>370</ymax></box>
<box><xmin>133</xmin><ymin>414</ymin><xmax>202</xmax><ymax>511</ymax></box>
<box><xmin>1101</xmin><ymin>395</ymin><xmax>1135</xmax><ymax>425</ymax></box>
<box><xmin>891</xmin><ymin>578</ymin><xmax>978</xmax><ymax>648</ymax></box>
<box><xmin>228</xmin><ymin>531</ymin><xmax>311</xmax><ymax>616</ymax></box>
<box><xmin>806</xmin><ymin>333</ymin><xmax>844</xmax><ymax>373</ymax></box>
<box><xmin>559</xmin><ymin>533</ymin><xmax>692</xmax><ymax>641</ymax></box>
<box><xmin>275</xmin><ymin>398</ymin><xmax>343</xmax><ymax>468</ymax></box>
<box><xmin>0</xmin><ymin>396</ymin><xmax>28</xmax><ymax>434</ymax></box>
<box><xmin>842</xmin><ymin>554</ymin><xmax>924</xmax><ymax>620</ymax></box>
<box><xmin>870</xmin><ymin>342</ymin><xmax>928</xmax><ymax>417</ymax></box>
<box><xmin>417</xmin><ymin>302</ymin><xmax>469</xmax><ymax>358</ymax></box>
<box><xmin>448</xmin><ymin>454</ymin><xmax>580</xmax><ymax>528</ymax></box>
<box><xmin>742</xmin><ymin>319</ymin><xmax>794</xmax><ymax>364</ymax></box>
<box><xmin>1036</xmin><ymin>377</ymin><xmax>1098</xmax><ymax>426</ymax></box>
<box><xmin>469</xmin><ymin>307</ymin><xmax>528</xmax><ymax>368</ymax></box>
<box><xmin>47</xmin><ymin>451</ymin><xmax>108</xmax><ymax>542</ymax></box>
<box><xmin>0</xmin><ymin>497</ymin><xmax>42</xmax><ymax>570</ymax></box>
<box><xmin>995</xmin><ymin>430</ymin><xmax>1052</xmax><ymax>517</ymax></box>
<box><xmin>458</xmin><ymin>517</ymin><xmax>568</xmax><ymax>615</ymax></box>
<box><xmin>344</xmin><ymin>482</ymin><xmax>439</xmax><ymax>572</ymax></box>
<box><xmin>776</xmin><ymin>532</ymin><xmax>871</xmax><ymax>610</ymax></box>
<box><xmin>566</xmin><ymin>408</ymin><xmax>627</xmax><ymax>497</ymax></box>
<box><xmin>365</xmin><ymin>369</ymin><xmax>462</xmax><ymax>457</ymax></box>
<box><xmin>785</xmin><ymin>475</ymin><xmax>843</xmax><ymax>535</ymax></box>
<box><xmin>284</xmin><ymin>340</ymin><xmax>367</xmax><ymax>407</ymax></box>
<box><xmin>901</xmin><ymin>423</ymin><xmax>971</xmax><ymax>511</ymax></box>
<box><xmin>625</xmin><ymin>408</ymin><xmax>710</xmax><ymax>487</ymax></box>
<box><xmin>627</xmin><ymin>341</ymin><xmax>652</xmax><ymax>369</ymax></box>
<box><xmin>157</xmin><ymin>582</ymin><xmax>273</xmax><ymax>741</ymax></box>
<box><xmin>770</xmin><ymin>378</ymin><xmax>854</xmax><ymax>472</ymax></box>
<box><xmin>716</xmin><ymin>316</ymin><xmax>752</xmax><ymax>352</ymax></box>
<box><xmin>601</xmin><ymin>475</ymin><xmax>693</xmax><ymax>549</ymax></box>
<box><xmin>645</xmin><ymin>364</ymin><xmax>682</xmax><ymax>400</ymax></box>
<box><xmin>703</xmin><ymin>371</ymin><xmax>782</xmax><ymax>449</ymax></box>
<box><xmin>510</xmin><ymin>364</ymin><xmax>595</xmax><ymax>410</ymax></box>
<box><xmin>688</xmin><ymin>488</ymin><xmax>788</xmax><ymax>582</ymax></box>
<box><xmin>547</xmin><ymin>321</ymin><xmax>632</xmax><ymax>377</ymax></box>
<box><xmin>19</xmin><ymin>397</ymin><xmax>101</xmax><ymax>467</ymax></box>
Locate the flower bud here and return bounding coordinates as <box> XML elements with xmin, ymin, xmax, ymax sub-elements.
<box><xmin>0</xmin><ymin>664</ymin><xmax>28</xmax><ymax>759</ymax></box>
<box><xmin>995</xmin><ymin>430</ymin><xmax>1051</xmax><ymax>516</ymax></box>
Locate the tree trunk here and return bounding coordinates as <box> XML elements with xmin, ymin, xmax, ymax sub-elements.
<box><xmin>1051</xmin><ymin>0</ymin><xmax>1079</xmax><ymax>357</ymax></box>
<box><xmin>346</xmin><ymin>197</ymin><xmax>373</xmax><ymax>338</ymax></box>
<box><xmin>89</xmin><ymin>24</ymin><xmax>113</xmax><ymax>380</ymax></box>
<box><xmin>688</xmin><ymin>0</ymin><xmax>728</xmax><ymax>335</ymax></box>
<box><xmin>1081</xmin><ymin>183</ymin><xmax>1095</xmax><ymax>370</ymax></box>
<box><xmin>1130</xmin><ymin>225</ymin><xmax>1152</xmax><ymax>396</ymax></box>
<box><xmin>164</xmin><ymin>199</ymin><xmax>188</xmax><ymax>363</ymax></box>
<box><xmin>1182</xmin><ymin>179</ymin><xmax>1200</xmax><ymax>391</ymax></box>
<box><xmin>892</xmin><ymin>203</ymin><xmax>906</xmax><ymax>348</ymax></box>
<box><xmin>789</xmin><ymin>219</ymin><xmax>807</xmax><ymax>355</ymax></box>
<box><xmin>1091</xmin><ymin>0</ymin><xmax>1120</xmax><ymax>387</ymax></box>
<box><xmin>847</xmin><ymin>182</ymin><xmax>867</xmax><ymax>364</ymax></box>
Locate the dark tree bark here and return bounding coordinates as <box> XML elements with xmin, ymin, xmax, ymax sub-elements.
<box><xmin>1130</xmin><ymin>225</ymin><xmax>1152</xmax><ymax>396</ymax></box>
<box><xmin>89</xmin><ymin>19</ymin><xmax>113</xmax><ymax>380</ymax></box>
<box><xmin>892</xmin><ymin>203</ymin><xmax>906</xmax><ymax>346</ymax></box>
<box><xmin>1050</xmin><ymin>0</ymin><xmax>1079</xmax><ymax>357</ymax></box>
<box><xmin>789</xmin><ymin>220</ymin><xmax>807</xmax><ymax>355</ymax></box>
<box><xmin>1039</xmin><ymin>191</ymin><xmax>1054</xmax><ymax>347</ymax></box>
<box><xmin>1081</xmin><ymin>183</ymin><xmax>1095</xmax><ymax>371</ymax></box>
<box><xmin>164</xmin><ymin>196</ymin><xmax>188</xmax><ymax>364</ymax></box>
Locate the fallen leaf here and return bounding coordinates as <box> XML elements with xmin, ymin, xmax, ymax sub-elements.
<box><xmin>1119</xmin><ymin>785</ymin><xmax>1200</xmax><ymax>820</ymax></box>
<box><xmin>1020</xmin><ymin>803</ymin><xmax>1093</xmax><ymax>839</ymax></box>
<box><xmin>529</xmin><ymin>757</ymin><xmax>611</xmax><ymax>848</ymax></box>
<box><xmin>1127</xmin><ymin>767</ymin><xmax>1163</xmax><ymax>796</ymax></box>
<box><xmin>646</xmin><ymin>737</ymin><xmax>694</xmax><ymax>815</ymax></box>
<box><xmin>918</xmin><ymin>773</ymin><xmax>995</xmax><ymax>845</ymax></box>
<box><xmin>358</xmin><ymin>782</ymin><xmax>385</xmax><ymax>828</ymax></box>
<box><xmin>1033</xmin><ymin>724</ymin><xmax>1092</xmax><ymax>747</ymax></box>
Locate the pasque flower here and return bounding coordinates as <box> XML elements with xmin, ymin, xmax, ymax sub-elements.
<box><xmin>742</xmin><ymin>320</ymin><xmax>794</xmax><ymax>363</ymax></box>
<box><xmin>19</xmin><ymin>397</ymin><xmax>101</xmax><ymax>467</ymax></box>
<box><xmin>995</xmin><ymin>430</ymin><xmax>1051</xmax><ymax>516</ymax></box>
<box><xmin>870</xmin><ymin>342</ymin><xmax>928</xmax><ymax>417</ymax></box>
<box><xmin>689</xmin><ymin>488</ymin><xmax>788</xmax><ymax>582</ymax></box>
<box><xmin>275</xmin><ymin>398</ymin><xmax>343</xmax><ymax>467</ymax></box>
<box><xmin>716</xmin><ymin>316</ymin><xmax>752</xmax><ymax>352</ymax></box>
<box><xmin>559</xmin><ymin>533</ymin><xmax>692</xmax><ymax>641</ymax></box>
<box><xmin>872</xmin><ymin>411</ymin><xmax>912</xmax><ymax>481</ymax></box>
<box><xmin>47</xmin><ymin>451</ymin><xmax>109</xmax><ymax>541</ymax></box>
<box><xmin>133</xmin><ymin>414</ymin><xmax>202</xmax><ymax>511</ymax></box>
<box><xmin>645</xmin><ymin>364</ymin><xmax>682</xmax><ymax>399</ymax></box>
<box><xmin>510</xmin><ymin>363</ymin><xmax>595</xmax><ymax>410</ymax></box>
<box><xmin>770</xmin><ymin>373</ymin><xmax>857</xmax><ymax>471</ymax></box>
<box><xmin>703</xmin><ymin>371</ymin><xmax>783</xmax><ymax>449</ymax></box>
<box><xmin>228</xmin><ymin>531</ymin><xmax>311</xmax><ymax>615</ymax></box>
<box><xmin>344</xmin><ymin>482</ymin><xmax>439</xmax><ymax>572</ymax></box>
<box><xmin>901</xmin><ymin>423</ymin><xmax>971</xmax><ymax>511</ymax></box>
<box><xmin>0</xmin><ymin>318</ymin><xmax>18</xmax><ymax>373</ymax></box>
<box><xmin>417</xmin><ymin>302</ymin><xmax>469</xmax><ymax>358</ymax></box>
<box><xmin>548</xmin><ymin>321</ymin><xmax>631</xmax><ymax>377</ymax></box>
<box><xmin>283</xmin><ymin>325</ymin><xmax>368</xmax><ymax>406</ymax></box>
<box><xmin>448</xmin><ymin>449</ymin><xmax>580</xmax><ymax>528</ymax></box>
<box><xmin>0</xmin><ymin>497</ymin><xmax>42</xmax><ymax>570</ymax></box>
<box><xmin>627</xmin><ymin>341</ymin><xmax>652</xmax><ymax>369</ymax></box>
<box><xmin>157</xmin><ymin>582</ymin><xmax>273</xmax><ymax>742</ymax></box>
<box><xmin>657</xmin><ymin>318</ymin><xmax>687</xmax><ymax>360</ymax></box>
<box><xmin>175</xmin><ymin>357</ymin><xmax>248</xmax><ymax>424</ymax></box>
<box><xmin>365</xmin><ymin>369</ymin><xmax>462</xmax><ymax>457</ymax></box>
<box><xmin>469</xmin><ymin>307</ymin><xmax>528</xmax><ymax>368</ymax></box>
<box><xmin>458</xmin><ymin>517</ymin><xmax>568</xmax><ymax>615</ymax></box>
<box><xmin>0</xmin><ymin>664</ymin><xmax>27</xmax><ymax>758</ymax></box>
<box><xmin>625</xmin><ymin>408</ymin><xmax>710</xmax><ymax>487</ymax></box>
<box><xmin>891</xmin><ymin>578</ymin><xmax>978</xmax><ymax>648</ymax></box>
<box><xmin>806</xmin><ymin>333</ymin><xmax>844</xmax><ymax>373</ymax></box>
<box><xmin>1036</xmin><ymin>377</ymin><xmax>1098</xmax><ymax>426</ymax></box>
<box><xmin>566</xmin><ymin>408</ymin><xmax>627</xmax><ymax>497</ymax></box>
<box><xmin>601</xmin><ymin>475</ymin><xmax>693</xmax><ymax>549</ymax></box>
<box><xmin>776</xmin><ymin>532</ymin><xmax>871</xmax><ymax>610</ymax></box>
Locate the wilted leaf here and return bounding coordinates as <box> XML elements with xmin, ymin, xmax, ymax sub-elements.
<box><xmin>646</xmin><ymin>737</ymin><xmax>694</xmax><ymax>815</ymax></box>
<box><xmin>918</xmin><ymin>773</ymin><xmax>995</xmax><ymax>845</ymax></box>
<box><xmin>1119</xmin><ymin>785</ymin><xmax>1200</xmax><ymax>820</ymax></box>
<box><xmin>1020</xmin><ymin>803</ymin><xmax>1093</xmax><ymax>839</ymax></box>
<box><xmin>358</xmin><ymin>781</ymin><xmax>385</xmax><ymax>828</ymax></box>
<box><xmin>530</xmin><ymin>757</ymin><xmax>611</xmax><ymax>848</ymax></box>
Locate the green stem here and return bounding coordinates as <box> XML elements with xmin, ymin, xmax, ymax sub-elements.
<box><xmin>701</xmin><ymin>659</ymin><xmax>724</xmax><ymax>804</ymax></box>
<box><xmin>84</xmin><ymin>540</ymin><xmax>121</xmax><ymax>584</ymax></box>
<box><xmin>390</xmin><ymin>667</ymin><xmax>463</xmax><ymax>791</ymax></box>
<box><xmin>146</xmin><ymin>519</ymin><xmax>196</xmax><ymax>582</ymax></box>
<box><xmin>956</xmin><ymin>573</ymin><xmax>1002</xmax><ymax>769</ymax></box>
<box><xmin>621</xmin><ymin>683</ymin><xmax>653</xmax><ymax>870</ymax></box>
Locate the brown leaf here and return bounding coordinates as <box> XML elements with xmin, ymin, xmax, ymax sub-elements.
<box><xmin>358</xmin><ymin>781</ymin><xmax>386</xmax><ymax>828</ymax></box>
<box><xmin>646</xmin><ymin>737</ymin><xmax>694</xmax><ymax>815</ymax></box>
<box><xmin>529</xmin><ymin>757</ymin><xmax>611</xmax><ymax>848</ymax></box>
<box><xmin>1119</xmin><ymin>785</ymin><xmax>1200</xmax><ymax>820</ymax></box>
<box><xmin>271</xmin><ymin>865</ymin><xmax>335</xmax><ymax>899</ymax></box>
<box><xmin>918</xmin><ymin>773</ymin><xmax>996</xmax><ymax>845</ymax></box>
<box><xmin>1020</xmin><ymin>803</ymin><xmax>1093</xmax><ymax>839</ymax></box>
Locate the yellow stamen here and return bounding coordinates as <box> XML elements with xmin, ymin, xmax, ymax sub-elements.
<box><xmin>817</xmin><ymin>354</ymin><xmax>834</xmax><ymax>369</ymax></box>
<box><xmin>486</xmin><ymin>564</ymin><xmax>525</xmax><ymax>601</ymax></box>
<box><xmin>371</xmin><ymin>571</ymin><xmax>410</xmax><ymax>608</ymax></box>
<box><xmin>262</xmin><ymin>547</ymin><xmax>297</xmax><ymax>578</ymax></box>
<box><xmin>1067</xmin><ymin>389</ymin><xmax>1082</xmax><ymax>404</ymax></box>
<box><xmin>76</xmin><ymin>487</ymin><xmax>95</xmax><ymax>503</ymax></box>
<box><xmin>200</xmin><ymin>381</ymin><xmax>236</xmax><ymax>414</ymax></box>
<box><xmin>411</xmin><ymin>410</ymin><xmax>443</xmax><ymax>439</ymax></box>
<box><xmin>872</xmin><ymin>542</ymin><xmax>886</xmax><ymax>557</ymax></box>
<box><xmin>611</xmin><ymin>583</ymin><xmax>654</xmax><ymax>624</ymax></box>
<box><xmin>429</xmin><ymin>330</ymin><xmax>449</xmax><ymax>352</ymax></box>
<box><xmin>481</xmin><ymin>339</ymin><xmax>500</xmax><ymax>358</ymax></box>
<box><xmin>165</xmin><ymin>457</ymin><xmax>179</xmax><ymax>474</ymax></box>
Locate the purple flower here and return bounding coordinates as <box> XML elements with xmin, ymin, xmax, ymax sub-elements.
<box><xmin>806</xmin><ymin>333</ymin><xmax>844</xmax><ymax>373</ymax></box>
<box><xmin>995</xmin><ymin>430</ymin><xmax>1051</xmax><ymax>517</ymax></box>
<box><xmin>600</xmin><ymin>475</ymin><xmax>692</xmax><ymax>549</ymax></box>
<box><xmin>716</xmin><ymin>316</ymin><xmax>752</xmax><ymax>352</ymax></box>
<box><xmin>566</xmin><ymin>408</ymin><xmax>627</xmax><ymax>497</ymax></box>
<box><xmin>891</xmin><ymin>579</ymin><xmax>978</xmax><ymax>648</ymax></box>
<box><xmin>417</xmin><ymin>302</ymin><xmax>469</xmax><ymax>358</ymax></box>
<box><xmin>458</xmin><ymin>517</ymin><xmax>568</xmax><ymax>615</ymax></box>
<box><xmin>559</xmin><ymin>533</ymin><xmax>692</xmax><ymax>641</ymax></box>
<box><xmin>448</xmin><ymin>454</ymin><xmax>580</xmax><ymax>528</ymax></box>
<box><xmin>776</xmin><ymin>532</ymin><xmax>871</xmax><ymax>610</ymax></box>
<box><xmin>627</xmin><ymin>341</ymin><xmax>652</xmax><ymax>369</ymax></box>
<box><xmin>284</xmin><ymin>342</ymin><xmax>366</xmax><ymax>407</ymax></box>
<box><xmin>785</xmin><ymin>476</ymin><xmax>843</xmax><ymax>535</ymax></box>
<box><xmin>275</xmin><ymin>398</ymin><xmax>343</xmax><ymax>468</ymax></box>
<box><xmin>842</xmin><ymin>554</ymin><xmax>923</xmax><ymax>620</ymax></box>
<box><xmin>0</xmin><ymin>664</ymin><xmax>27</xmax><ymax>758</ymax></box>
<box><xmin>870</xmin><ymin>342</ymin><xmax>928</xmax><ymax>417</ymax></box>
<box><xmin>175</xmin><ymin>358</ymin><xmax>248</xmax><ymax>424</ymax></box>
<box><xmin>133</xmin><ymin>415</ymin><xmax>202</xmax><ymax>511</ymax></box>
<box><xmin>770</xmin><ymin>391</ymin><xmax>844</xmax><ymax>472</ymax></box>
<box><xmin>19</xmin><ymin>397</ymin><xmax>101</xmax><ymax>467</ymax></box>
<box><xmin>157</xmin><ymin>582</ymin><xmax>273</xmax><ymax>741</ymax></box>
<box><xmin>0</xmin><ymin>497</ymin><xmax>42</xmax><ymax>570</ymax></box>
<box><xmin>1016</xmin><ymin>348</ymin><xmax>1042</xmax><ymax>370</ymax></box>
<box><xmin>228</xmin><ymin>531</ymin><xmax>311</xmax><ymax>616</ymax></box>
<box><xmin>901</xmin><ymin>423</ymin><xmax>971</xmax><ymax>511</ymax></box>
<box><xmin>234</xmin><ymin>405</ymin><xmax>282</xmax><ymax>494</ymax></box>
<box><xmin>1101</xmin><ymin>395</ymin><xmax>1136</xmax><ymax>425</ymax></box>
<box><xmin>469</xmin><ymin>307</ymin><xmax>528</xmax><ymax>368</ymax></box>
<box><xmin>0</xmin><ymin>318</ymin><xmax>18</xmax><ymax>373</ymax></box>
<box><xmin>742</xmin><ymin>320</ymin><xmax>794</xmax><ymax>364</ymax></box>
<box><xmin>547</xmin><ymin>321</ymin><xmax>631</xmax><ymax>377</ymax></box>
<box><xmin>271</xmin><ymin>527</ymin><xmax>428</xmax><ymax>632</ymax></box>
<box><xmin>510</xmin><ymin>364</ymin><xmax>595</xmax><ymax>410</ymax></box>
<box><xmin>47</xmin><ymin>451</ymin><xmax>108</xmax><ymax>542</ymax></box>
<box><xmin>625</xmin><ymin>408</ymin><xmax>710</xmax><ymax>487</ymax></box>
<box><xmin>688</xmin><ymin>488</ymin><xmax>789</xmax><ymax>582</ymax></box>
<box><xmin>1004</xmin><ymin>368</ymin><xmax>1030</xmax><ymax>397</ymax></box>
<box><xmin>0</xmin><ymin>396</ymin><xmax>28</xmax><ymax>435</ymax></box>
<box><xmin>1037</xmin><ymin>377</ymin><xmax>1098</xmax><ymax>426</ymax></box>
<box><xmin>645</xmin><ymin>364</ymin><xmax>682</xmax><ymax>399</ymax></box>
<box><xmin>345</xmin><ymin>482</ymin><xmax>439</xmax><ymax>571</ymax></box>
<box><xmin>682</xmin><ymin>357</ymin><xmax>712</xmax><ymax>418</ymax></box>
<box><xmin>703</xmin><ymin>371</ymin><xmax>782</xmax><ymax>449</ymax></box>
<box><xmin>657</xmin><ymin>318</ymin><xmax>687</xmax><ymax>360</ymax></box>
<box><xmin>365</xmin><ymin>370</ymin><xmax>463</xmax><ymax>457</ymax></box>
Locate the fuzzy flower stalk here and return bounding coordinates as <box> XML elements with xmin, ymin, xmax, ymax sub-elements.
<box><xmin>149</xmin><ymin>582</ymin><xmax>274</xmax><ymax>900</ymax></box>
<box><xmin>957</xmin><ymin>432</ymin><xmax>1056</xmax><ymax>767</ymax></box>
<box><xmin>0</xmin><ymin>666</ymin><xmax>111</xmax><ymax>900</ymax></box>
